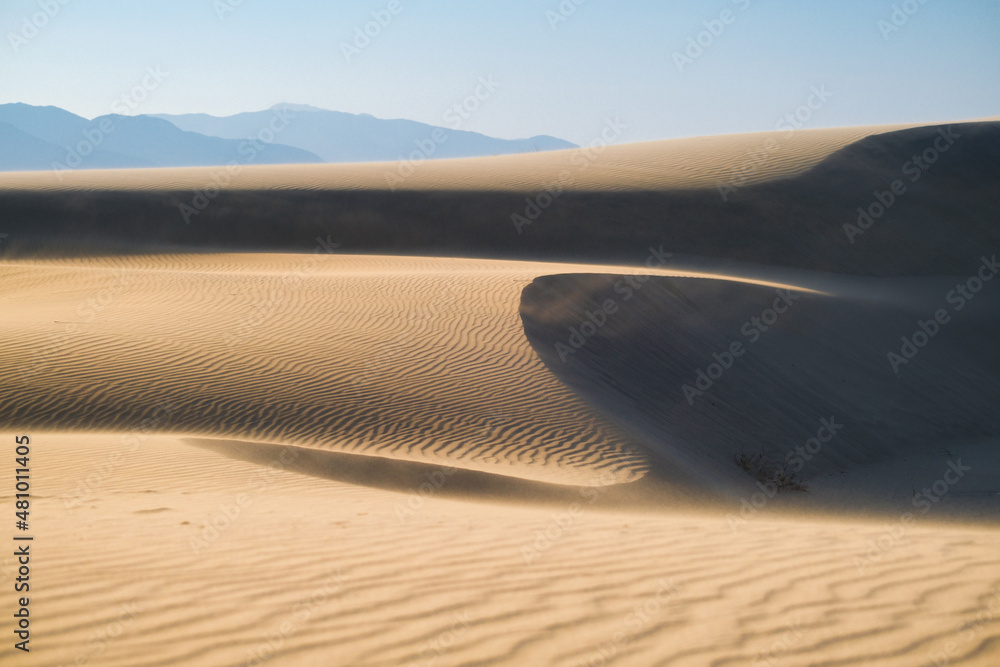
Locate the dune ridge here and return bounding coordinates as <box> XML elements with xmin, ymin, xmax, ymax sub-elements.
<box><xmin>2</xmin><ymin>121</ymin><xmax>997</xmax><ymax>277</ymax></box>
<box><xmin>0</xmin><ymin>122</ymin><xmax>915</xmax><ymax>193</ymax></box>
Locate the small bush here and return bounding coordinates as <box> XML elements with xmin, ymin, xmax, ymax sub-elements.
<box><xmin>734</xmin><ymin>449</ymin><xmax>808</xmax><ymax>492</ymax></box>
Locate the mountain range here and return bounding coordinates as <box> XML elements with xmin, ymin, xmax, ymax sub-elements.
<box><xmin>0</xmin><ymin>103</ymin><xmax>577</xmax><ymax>173</ymax></box>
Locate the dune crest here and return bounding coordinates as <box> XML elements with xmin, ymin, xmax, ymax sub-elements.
<box><xmin>0</xmin><ymin>122</ymin><xmax>915</xmax><ymax>193</ymax></box>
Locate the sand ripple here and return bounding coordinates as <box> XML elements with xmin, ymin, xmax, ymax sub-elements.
<box><xmin>0</xmin><ymin>254</ymin><xmax>650</xmax><ymax>485</ymax></box>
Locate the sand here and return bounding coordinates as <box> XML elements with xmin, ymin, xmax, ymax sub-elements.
<box><xmin>1</xmin><ymin>122</ymin><xmax>999</xmax><ymax>666</ymax></box>
<box><xmin>0</xmin><ymin>122</ymin><xmax>918</xmax><ymax>193</ymax></box>
<box><xmin>2</xmin><ymin>121</ymin><xmax>997</xmax><ymax>277</ymax></box>
<box><xmin>7</xmin><ymin>431</ymin><xmax>998</xmax><ymax>667</ymax></box>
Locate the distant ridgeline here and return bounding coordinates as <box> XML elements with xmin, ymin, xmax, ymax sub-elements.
<box><xmin>0</xmin><ymin>102</ymin><xmax>576</xmax><ymax>172</ymax></box>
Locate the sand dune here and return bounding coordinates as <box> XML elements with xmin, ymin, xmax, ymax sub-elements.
<box><xmin>521</xmin><ymin>273</ymin><xmax>1000</xmax><ymax>512</ymax></box>
<box><xmin>0</xmin><ymin>254</ymin><xmax>661</xmax><ymax>486</ymax></box>
<box><xmin>2</xmin><ymin>121</ymin><xmax>997</xmax><ymax>277</ymax></box>
<box><xmin>1</xmin><ymin>121</ymin><xmax>998</xmax><ymax>665</ymax></box>
<box><xmin>0</xmin><ymin>253</ymin><xmax>813</xmax><ymax>490</ymax></box>
<box><xmin>10</xmin><ymin>432</ymin><xmax>1000</xmax><ymax>667</ymax></box>
<box><xmin>0</xmin><ymin>122</ymin><xmax>915</xmax><ymax>193</ymax></box>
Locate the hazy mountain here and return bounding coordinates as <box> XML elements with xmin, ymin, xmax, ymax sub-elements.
<box><xmin>0</xmin><ymin>103</ymin><xmax>322</xmax><ymax>172</ymax></box>
<box><xmin>75</xmin><ymin>114</ymin><xmax>322</xmax><ymax>168</ymax></box>
<box><xmin>0</xmin><ymin>118</ymin><xmax>145</xmax><ymax>171</ymax></box>
<box><xmin>152</xmin><ymin>104</ymin><xmax>578</xmax><ymax>163</ymax></box>
<box><xmin>0</xmin><ymin>121</ymin><xmax>67</xmax><ymax>171</ymax></box>
<box><xmin>0</xmin><ymin>104</ymin><xmax>91</xmax><ymax>145</ymax></box>
<box><xmin>0</xmin><ymin>102</ymin><xmax>576</xmax><ymax>172</ymax></box>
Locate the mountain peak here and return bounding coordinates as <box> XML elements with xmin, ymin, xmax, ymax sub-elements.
<box><xmin>269</xmin><ymin>103</ymin><xmax>327</xmax><ymax>113</ymax></box>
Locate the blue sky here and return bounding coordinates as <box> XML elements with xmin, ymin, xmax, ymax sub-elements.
<box><xmin>1</xmin><ymin>0</ymin><xmax>998</xmax><ymax>145</ymax></box>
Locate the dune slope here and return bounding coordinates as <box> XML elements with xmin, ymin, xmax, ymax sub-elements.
<box><xmin>1</xmin><ymin>121</ymin><xmax>997</xmax><ymax>275</ymax></box>
<box><xmin>0</xmin><ymin>254</ymin><xmax>656</xmax><ymax>486</ymax></box>
<box><xmin>520</xmin><ymin>273</ymin><xmax>1000</xmax><ymax>512</ymax></box>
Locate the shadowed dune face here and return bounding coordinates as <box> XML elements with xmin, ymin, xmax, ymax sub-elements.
<box><xmin>186</xmin><ymin>437</ymin><xmax>666</xmax><ymax>509</ymax></box>
<box><xmin>520</xmin><ymin>273</ymin><xmax>1000</xmax><ymax>500</ymax></box>
<box><xmin>1</xmin><ymin>122</ymin><xmax>998</xmax><ymax>275</ymax></box>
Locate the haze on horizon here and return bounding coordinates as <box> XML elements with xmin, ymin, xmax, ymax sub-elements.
<box><xmin>1</xmin><ymin>0</ymin><xmax>998</xmax><ymax>147</ymax></box>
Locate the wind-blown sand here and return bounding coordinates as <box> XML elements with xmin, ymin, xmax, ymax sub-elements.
<box><xmin>1</xmin><ymin>122</ymin><xmax>999</xmax><ymax>665</ymax></box>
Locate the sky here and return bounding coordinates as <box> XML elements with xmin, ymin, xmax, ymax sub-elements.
<box><xmin>1</xmin><ymin>0</ymin><xmax>998</xmax><ymax>146</ymax></box>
